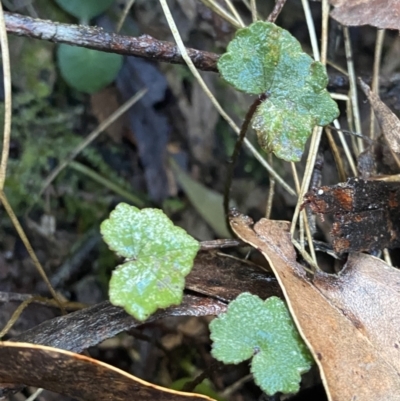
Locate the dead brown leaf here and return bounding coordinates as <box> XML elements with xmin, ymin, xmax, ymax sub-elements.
<box><xmin>90</xmin><ymin>87</ymin><xmax>126</xmax><ymax>143</ymax></box>
<box><xmin>359</xmin><ymin>78</ymin><xmax>400</xmax><ymax>154</ymax></box>
<box><xmin>330</xmin><ymin>0</ymin><xmax>400</xmax><ymax>30</ymax></box>
<box><xmin>10</xmin><ymin>295</ymin><xmax>227</xmax><ymax>355</ymax></box>
<box><xmin>304</xmin><ymin>178</ymin><xmax>400</xmax><ymax>253</ymax></box>
<box><xmin>1</xmin><ymin>294</ymin><xmax>227</xmax><ymax>397</ymax></box>
<box><xmin>229</xmin><ymin>210</ymin><xmax>400</xmax><ymax>401</ymax></box>
<box><xmin>187</xmin><ymin>251</ymin><xmax>281</xmax><ymax>302</ymax></box>
<box><xmin>0</xmin><ymin>342</ymin><xmax>216</xmax><ymax>400</ymax></box>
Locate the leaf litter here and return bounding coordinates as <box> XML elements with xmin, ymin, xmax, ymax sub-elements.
<box><xmin>304</xmin><ymin>177</ymin><xmax>400</xmax><ymax>253</ymax></box>
<box><xmin>230</xmin><ymin>210</ymin><xmax>400</xmax><ymax>401</ymax></box>
<box><xmin>0</xmin><ymin>342</ymin><xmax>215</xmax><ymax>401</ymax></box>
<box><xmin>330</xmin><ymin>0</ymin><xmax>400</xmax><ymax>30</ymax></box>
<box><xmin>4</xmin><ymin>1</ymin><xmax>400</xmax><ymax>398</ymax></box>
<box><xmin>359</xmin><ymin>78</ymin><xmax>400</xmax><ymax>155</ymax></box>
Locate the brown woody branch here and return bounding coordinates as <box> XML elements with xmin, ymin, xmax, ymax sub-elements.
<box><xmin>4</xmin><ymin>12</ymin><xmax>220</xmax><ymax>72</ymax></box>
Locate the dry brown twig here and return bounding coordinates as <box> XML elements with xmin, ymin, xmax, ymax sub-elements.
<box><xmin>4</xmin><ymin>11</ymin><xmax>220</xmax><ymax>72</ymax></box>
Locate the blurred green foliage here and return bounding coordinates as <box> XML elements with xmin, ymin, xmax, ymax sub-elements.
<box><xmin>57</xmin><ymin>45</ymin><xmax>123</xmax><ymax>94</ymax></box>
<box><xmin>54</xmin><ymin>0</ymin><xmax>114</xmax><ymax>22</ymax></box>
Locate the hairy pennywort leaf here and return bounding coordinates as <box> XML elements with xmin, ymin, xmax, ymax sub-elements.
<box><xmin>218</xmin><ymin>21</ymin><xmax>339</xmax><ymax>161</ymax></box>
<box><xmin>101</xmin><ymin>203</ymin><xmax>200</xmax><ymax>321</ymax></box>
<box><xmin>210</xmin><ymin>293</ymin><xmax>312</xmax><ymax>395</ymax></box>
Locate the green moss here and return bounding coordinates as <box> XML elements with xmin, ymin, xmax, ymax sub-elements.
<box><xmin>1</xmin><ymin>93</ymin><xmax>134</xmax><ymax>228</ymax></box>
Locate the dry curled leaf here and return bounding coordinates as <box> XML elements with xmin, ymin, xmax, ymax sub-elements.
<box><xmin>0</xmin><ymin>342</ymin><xmax>215</xmax><ymax>400</ymax></box>
<box><xmin>330</xmin><ymin>0</ymin><xmax>400</xmax><ymax>30</ymax></box>
<box><xmin>304</xmin><ymin>178</ymin><xmax>400</xmax><ymax>253</ymax></box>
<box><xmin>359</xmin><ymin>78</ymin><xmax>400</xmax><ymax>154</ymax></box>
<box><xmin>187</xmin><ymin>251</ymin><xmax>281</xmax><ymax>302</ymax></box>
<box><xmin>229</xmin><ymin>210</ymin><xmax>400</xmax><ymax>401</ymax></box>
<box><xmin>7</xmin><ymin>295</ymin><xmax>226</xmax><ymax>360</ymax></box>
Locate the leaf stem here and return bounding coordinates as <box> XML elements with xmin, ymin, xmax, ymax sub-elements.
<box><xmin>223</xmin><ymin>95</ymin><xmax>266</xmax><ymax>223</ymax></box>
<box><xmin>223</xmin><ymin>0</ymin><xmax>245</xmax><ymax>27</ymax></box>
<box><xmin>370</xmin><ymin>29</ymin><xmax>385</xmax><ymax>140</ymax></box>
<box><xmin>199</xmin><ymin>0</ymin><xmax>241</xmax><ymax>28</ymax></box>
<box><xmin>267</xmin><ymin>0</ymin><xmax>288</xmax><ymax>23</ymax></box>
<box><xmin>200</xmin><ymin>239</ymin><xmax>244</xmax><ymax>250</ymax></box>
<box><xmin>0</xmin><ymin>1</ymin><xmax>12</xmax><ymax>190</ymax></box>
<box><xmin>250</xmin><ymin>0</ymin><xmax>257</xmax><ymax>22</ymax></box>
<box><xmin>116</xmin><ymin>0</ymin><xmax>136</xmax><ymax>33</ymax></box>
<box><xmin>69</xmin><ymin>161</ymin><xmax>147</xmax><ymax>208</ymax></box>
<box><xmin>159</xmin><ymin>0</ymin><xmax>296</xmax><ymax>199</ymax></box>
<box><xmin>301</xmin><ymin>0</ymin><xmax>320</xmax><ymax>61</ymax></box>
<box><xmin>343</xmin><ymin>26</ymin><xmax>364</xmax><ymax>154</ymax></box>
<box><xmin>182</xmin><ymin>360</ymin><xmax>223</xmax><ymax>392</ymax></box>
<box><xmin>265</xmin><ymin>154</ymin><xmax>275</xmax><ymax>219</ymax></box>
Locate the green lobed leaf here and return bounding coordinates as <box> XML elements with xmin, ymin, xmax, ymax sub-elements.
<box><xmin>210</xmin><ymin>293</ymin><xmax>313</xmax><ymax>396</ymax></box>
<box><xmin>57</xmin><ymin>44</ymin><xmax>123</xmax><ymax>94</ymax></box>
<box><xmin>101</xmin><ymin>203</ymin><xmax>200</xmax><ymax>321</ymax></box>
<box><xmin>218</xmin><ymin>21</ymin><xmax>339</xmax><ymax>161</ymax></box>
<box><xmin>54</xmin><ymin>0</ymin><xmax>114</xmax><ymax>21</ymax></box>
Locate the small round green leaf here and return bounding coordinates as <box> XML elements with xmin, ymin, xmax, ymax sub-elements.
<box><xmin>101</xmin><ymin>203</ymin><xmax>200</xmax><ymax>321</ymax></box>
<box><xmin>57</xmin><ymin>44</ymin><xmax>123</xmax><ymax>94</ymax></box>
<box><xmin>54</xmin><ymin>0</ymin><xmax>114</xmax><ymax>21</ymax></box>
<box><xmin>217</xmin><ymin>21</ymin><xmax>283</xmax><ymax>95</ymax></box>
<box><xmin>218</xmin><ymin>21</ymin><xmax>339</xmax><ymax>161</ymax></box>
<box><xmin>210</xmin><ymin>293</ymin><xmax>313</xmax><ymax>396</ymax></box>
